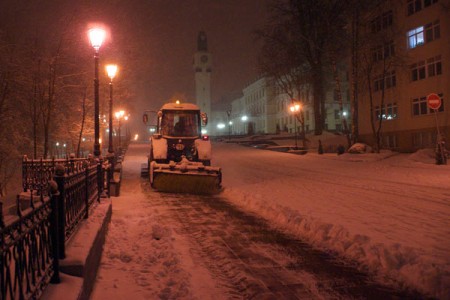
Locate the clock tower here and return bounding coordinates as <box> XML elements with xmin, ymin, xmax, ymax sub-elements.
<box><xmin>193</xmin><ymin>31</ymin><xmax>212</xmax><ymax>132</ymax></box>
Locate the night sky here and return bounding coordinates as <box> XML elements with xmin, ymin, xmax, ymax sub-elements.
<box><xmin>100</xmin><ymin>0</ymin><xmax>272</xmax><ymax>125</ymax></box>
<box><xmin>1</xmin><ymin>0</ymin><xmax>271</xmax><ymax>133</ymax></box>
<box><xmin>135</xmin><ymin>0</ymin><xmax>270</xmax><ymax>107</ymax></box>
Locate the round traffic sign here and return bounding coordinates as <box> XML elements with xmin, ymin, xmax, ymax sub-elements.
<box><xmin>427</xmin><ymin>93</ymin><xmax>441</xmax><ymax>110</ymax></box>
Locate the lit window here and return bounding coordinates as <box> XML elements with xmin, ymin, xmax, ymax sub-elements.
<box><xmin>408</xmin><ymin>26</ymin><xmax>424</xmax><ymax>48</ymax></box>
<box><xmin>375</xmin><ymin>103</ymin><xmax>398</xmax><ymax>120</ymax></box>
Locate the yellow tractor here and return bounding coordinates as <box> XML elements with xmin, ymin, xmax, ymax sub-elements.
<box><xmin>142</xmin><ymin>101</ymin><xmax>222</xmax><ymax>194</ymax></box>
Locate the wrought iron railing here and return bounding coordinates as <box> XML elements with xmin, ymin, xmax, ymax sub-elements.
<box><xmin>21</xmin><ymin>157</ymin><xmax>90</xmax><ymax>195</ymax></box>
<box><xmin>0</xmin><ymin>191</ymin><xmax>60</xmax><ymax>300</ymax></box>
<box><xmin>1</xmin><ymin>155</ymin><xmax>111</xmax><ymax>299</ymax></box>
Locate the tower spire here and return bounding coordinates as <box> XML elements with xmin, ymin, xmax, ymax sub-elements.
<box><xmin>198</xmin><ymin>31</ymin><xmax>207</xmax><ymax>51</ymax></box>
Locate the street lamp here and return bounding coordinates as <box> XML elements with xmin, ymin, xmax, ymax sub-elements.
<box><xmin>106</xmin><ymin>64</ymin><xmax>118</xmax><ymax>154</ymax></box>
<box><xmin>241</xmin><ymin>115</ymin><xmax>248</xmax><ymax>135</ymax></box>
<box><xmin>88</xmin><ymin>27</ymin><xmax>106</xmax><ymax>157</ymax></box>
<box><xmin>289</xmin><ymin>103</ymin><xmax>301</xmax><ymax>149</ymax></box>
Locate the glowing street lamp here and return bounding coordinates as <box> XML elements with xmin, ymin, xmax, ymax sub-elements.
<box><xmin>106</xmin><ymin>64</ymin><xmax>118</xmax><ymax>154</ymax></box>
<box><xmin>289</xmin><ymin>103</ymin><xmax>302</xmax><ymax>149</ymax></box>
<box><xmin>88</xmin><ymin>27</ymin><xmax>106</xmax><ymax>157</ymax></box>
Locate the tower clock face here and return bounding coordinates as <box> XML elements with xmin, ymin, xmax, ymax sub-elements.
<box><xmin>201</xmin><ymin>55</ymin><xmax>208</xmax><ymax>63</ymax></box>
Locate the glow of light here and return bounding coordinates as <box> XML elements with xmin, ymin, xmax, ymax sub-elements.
<box><xmin>289</xmin><ymin>103</ymin><xmax>301</xmax><ymax>113</ymax></box>
<box><xmin>149</xmin><ymin>128</ymin><xmax>156</xmax><ymax>132</ymax></box>
<box><xmin>175</xmin><ymin>100</ymin><xmax>180</xmax><ymax>105</ymax></box>
<box><xmin>82</xmin><ymin>138</ymin><xmax>86</xmax><ymax>142</ymax></box>
<box><xmin>56</xmin><ymin>142</ymin><xmax>59</xmax><ymax>146</ymax></box>
<box><xmin>88</xmin><ymin>28</ymin><xmax>106</xmax><ymax>50</ymax></box>
<box><xmin>241</xmin><ymin>115</ymin><xmax>248</xmax><ymax>121</ymax></box>
<box><xmin>115</xmin><ymin>110</ymin><xmax>125</xmax><ymax>119</ymax></box>
<box><xmin>124</xmin><ymin>115</ymin><xmax>129</xmax><ymax>121</ymax></box>
<box><xmin>106</xmin><ymin>129</ymin><xmax>110</xmax><ymax>133</ymax></box>
<box><xmin>63</xmin><ymin>144</ymin><xmax>66</xmax><ymax>148</ymax></box>
<box><xmin>229</xmin><ymin>121</ymin><xmax>233</xmax><ymax>125</ymax></box>
<box><xmin>201</xmin><ymin>129</ymin><xmax>208</xmax><ymax>134</ymax></box>
<box><xmin>134</xmin><ymin>134</ymin><xmax>139</xmax><ymax>141</ymax></box>
<box><xmin>106</xmin><ymin>64</ymin><xmax>118</xmax><ymax>80</ymax></box>
<box><xmin>99</xmin><ymin>138</ymin><xmax>102</xmax><ymax>144</ymax></box>
<box><xmin>342</xmin><ymin>111</ymin><xmax>348</xmax><ymax>117</ymax></box>
<box><xmin>217</xmin><ymin>123</ymin><xmax>226</xmax><ymax>129</ymax></box>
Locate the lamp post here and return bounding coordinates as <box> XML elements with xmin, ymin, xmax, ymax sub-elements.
<box><xmin>106</xmin><ymin>64</ymin><xmax>118</xmax><ymax>154</ymax></box>
<box><xmin>289</xmin><ymin>103</ymin><xmax>301</xmax><ymax>149</ymax></box>
<box><xmin>241</xmin><ymin>115</ymin><xmax>248</xmax><ymax>135</ymax></box>
<box><xmin>226</xmin><ymin>110</ymin><xmax>231</xmax><ymax>140</ymax></box>
<box><xmin>88</xmin><ymin>28</ymin><xmax>106</xmax><ymax>157</ymax></box>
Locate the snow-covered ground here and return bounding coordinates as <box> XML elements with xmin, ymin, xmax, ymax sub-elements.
<box><xmin>91</xmin><ymin>141</ymin><xmax>449</xmax><ymax>299</ymax></box>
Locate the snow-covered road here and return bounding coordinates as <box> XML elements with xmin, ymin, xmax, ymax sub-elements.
<box><xmin>91</xmin><ymin>142</ymin><xmax>449</xmax><ymax>299</ymax></box>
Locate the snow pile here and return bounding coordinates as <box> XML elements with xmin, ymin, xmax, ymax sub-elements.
<box><xmin>348</xmin><ymin>142</ymin><xmax>370</xmax><ymax>154</ymax></box>
<box><xmin>408</xmin><ymin>148</ymin><xmax>436</xmax><ymax>164</ymax></box>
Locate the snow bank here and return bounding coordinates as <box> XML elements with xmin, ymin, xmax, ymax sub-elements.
<box><xmin>222</xmin><ymin>188</ymin><xmax>449</xmax><ymax>299</ymax></box>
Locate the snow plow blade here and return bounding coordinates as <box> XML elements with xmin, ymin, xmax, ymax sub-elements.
<box><xmin>150</xmin><ymin>161</ymin><xmax>222</xmax><ymax>195</ymax></box>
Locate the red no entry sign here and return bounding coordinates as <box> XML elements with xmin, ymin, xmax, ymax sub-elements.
<box><xmin>427</xmin><ymin>93</ymin><xmax>441</xmax><ymax>110</ymax></box>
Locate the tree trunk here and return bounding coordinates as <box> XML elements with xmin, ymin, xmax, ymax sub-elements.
<box><xmin>312</xmin><ymin>64</ymin><xmax>324</xmax><ymax>135</ymax></box>
<box><xmin>77</xmin><ymin>87</ymin><xmax>87</xmax><ymax>158</ymax></box>
<box><xmin>351</xmin><ymin>6</ymin><xmax>360</xmax><ymax>145</ymax></box>
<box><xmin>330</xmin><ymin>54</ymin><xmax>351</xmax><ymax>148</ymax></box>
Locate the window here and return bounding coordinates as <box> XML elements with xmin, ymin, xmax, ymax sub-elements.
<box><xmin>427</xmin><ymin>55</ymin><xmax>442</xmax><ymax>77</ymax></box>
<box><xmin>334</xmin><ymin>110</ymin><xmax>340</xmax><ymax>120</ymax></box>
<box><xmin>384</xmin><ymin>135</ymin><xmax>397</xmax><ymax>149</ymax></box>
<box><xmin>424</xmin><ymin>0</ymin><xmax>438</xmax><ymax>7</ymax></box>
<box><xmin>333</xmin><ymin>89</ymin><xmax>339</xmax><ymax>102</ymax></box>
<box><xmin>408</xmin><ymin>0</ymin><xmax>438</xmax><ymax>15</ymax></box>
<box><xmin>412</xmin><ymin>131</ymin><xmax>434</xmax><ymax>148</ymax></box>
<box><xmin>374</xmin><ymin>71</ymin><xmax>396</xmax><ymax>91</ymax></box>
<box><xmin>412</xmin><ymin>93</ymin><xmax>444</xmax><ymax>116</ymax></box>
<box><xmin>411</xmin><ymin>55</ymin><xmax>442</xmax><ymax>81</ymax></box>
<box><xmin>384</xmin><ymin>41</ymin><xmax>395</xmax><ymax>58</ymax></box>
<box><xmin>375</xmin><ymin>102</ymin><xmax>398</xmax><ymax>120</ymax></box>
<box><xmin>411</xmin><ymin>61</ymin><xmax>426</xmax><ymax>81</ymax></box>
<box><xmin>371</xmin><ymin>11</ymin><xmax>393</xmax><ymax>33</ymax></box>
<box><xmin>408</xmin><ymin>26</ymin><xmax>424</xmax><ymax>48</ymax></box>
<box><xmin>407</xmin><ymin>0</ymin><xmax>422</xmax><ymax>15</ymax></box>
<box><xmin>425</xmin><ymin>20</ymin><xmax>440</xmax><ymax>42</ymax></box>
<box><xmin>372</xmin><ymin>41</ymin><xmax>395</xmax><ymax>62</ymax></box>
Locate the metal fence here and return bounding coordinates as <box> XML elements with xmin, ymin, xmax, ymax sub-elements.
<box><xmin>1</xmin><ymin>156</ymin><xmax>111</xmax><ymax>300</ymax></box>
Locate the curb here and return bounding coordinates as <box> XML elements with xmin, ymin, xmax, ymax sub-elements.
<box><xmin>42</xmin><ymin>198</ymin><xmax>112</xmax><ymax>300</ymax></box>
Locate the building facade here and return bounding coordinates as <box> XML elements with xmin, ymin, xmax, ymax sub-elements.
<box><xmin>224</xmin><ymin>73</ymin><xmax>351</xmax><ymax>137</ymax></box>
<box><xmin>357</xmin><ymin>0</ymin><xmax>450</xmax><ymax>152</ymax></box>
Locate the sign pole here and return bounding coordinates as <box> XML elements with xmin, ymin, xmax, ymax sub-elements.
<box><xmin>427</xmin><ymin>93</ymin><xmax>446</xmax><ymax>164</ymax></box>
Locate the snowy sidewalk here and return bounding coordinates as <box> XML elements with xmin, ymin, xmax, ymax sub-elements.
<box><xmin>90</xmin><ymin>144</ymin><xmax>222</xmax><ymax>300</ymax></box>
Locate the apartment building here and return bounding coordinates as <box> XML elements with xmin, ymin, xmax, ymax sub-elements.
<box><xmin>357</xmin><ymin>0</ymin><xmax>449</xmax><ymax>151</ymax></box>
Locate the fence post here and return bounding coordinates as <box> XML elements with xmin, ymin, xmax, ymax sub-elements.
<box><xmin>53</xmin><ymin>164</ymin><xmax>66</xmax><ymax>259</ymax></box>
<box><xmin>49</xmin><ymin>181</ymin><xmax>60</xmax><ymax>284</ymax></box>
<box><xmin>97</xmin><ymin>158</ymin><xmax>103</xmax><ymax>202</ymax></box>
<box><xmin>85</xmin><ymin>164</ymin><xmax>89</xmax><ymax>219</ymax></box>
<box><xmin>22</xmin><ymin>155</ymin><xmax>28</xmax><ymax>192</ymax></box>
<box><xmin>0</xmin><ymin>201</ymin><xmax>4</xmax><ymax>228</ymax></box>
<box><xmin>0</xmin><ymin>201</ymin><xmax>4</xmax><ymax>299</ymax></box>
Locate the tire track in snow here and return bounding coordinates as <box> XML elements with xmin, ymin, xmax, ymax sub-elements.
<box><xmin>153</xmin><ymin>192</ymin><xmax>424</xmax><ymax>299</ymax></box>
